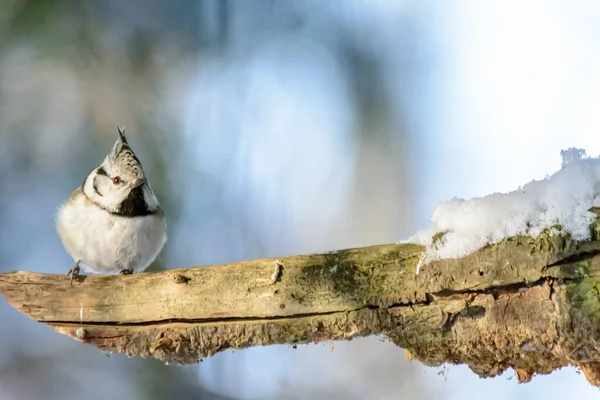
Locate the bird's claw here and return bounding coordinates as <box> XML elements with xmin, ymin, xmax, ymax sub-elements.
<box><xmin>66</xmin><ymin>262</ymin><xmax>81</xmax><ymax>286</ymax></box>
<box><xmin>119</xmin><ymin>268</ymin><xmax>133</xmax><ymax>275</ymax></box>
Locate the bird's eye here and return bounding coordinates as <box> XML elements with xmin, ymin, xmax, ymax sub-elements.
<box><xmin>112</xmin><ymin>176</ymin><xmax>121</xmax><ymax>185</ymax></box>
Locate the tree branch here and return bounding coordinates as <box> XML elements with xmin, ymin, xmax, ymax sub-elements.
<box><xmin>3</xmin><ymin>229</ymin><xmax>600</xmax><ymax>385</ymax></box>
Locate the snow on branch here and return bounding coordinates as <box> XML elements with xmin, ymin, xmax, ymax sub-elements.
<box><xmin>409</xmin><ymin>148</ymin><xmax>600</xmax><ymax>271</ymax></box>
<box><xmin>3</xmin><ymin>149</ymin><xmax>600</xmax><ymax>386</ymax></box>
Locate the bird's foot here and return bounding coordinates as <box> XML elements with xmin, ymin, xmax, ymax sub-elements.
<box><xmin>119</xmin><ymin>268</ymin><xmax>133</xmax><ymax>275</ymax></box>
<box><xmin>66</xmin><ymin>261</ymin><xmax>81</xmax><ymax>286</ymax></box>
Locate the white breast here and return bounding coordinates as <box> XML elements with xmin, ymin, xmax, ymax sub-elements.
<box><xmin>56</xmin><ymin>192</ymin><xmax>167</xmax><ymax>274</ymax></box>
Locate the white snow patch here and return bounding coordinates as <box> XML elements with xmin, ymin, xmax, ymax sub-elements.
<box><xmin>407</xmin><ymin>148</ymin><xmax>600</xmax><ymax>273</ymax></box>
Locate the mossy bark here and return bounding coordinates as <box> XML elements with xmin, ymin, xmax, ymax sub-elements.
<box><xmin>3</xmin><ymin>228</ymin><xmax>600</xmax><ymax>385</ymax></box>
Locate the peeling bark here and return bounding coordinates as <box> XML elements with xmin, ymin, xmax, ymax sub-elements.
<box><xmin>2</xmin><ymin>227</ymin><xmax>600</xmax><ymax>386</ymax></box>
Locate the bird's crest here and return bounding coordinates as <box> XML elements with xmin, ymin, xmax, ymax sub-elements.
<box><xmin>107</xmin><ymin>126</ymin><xmax>145</xmax><ymax>180</ymax></box>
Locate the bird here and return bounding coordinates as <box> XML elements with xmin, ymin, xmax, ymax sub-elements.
<box><xmin>56</xmin><ymin>126</ymin><xmax>167</xmax><ymax>285</ymax></box>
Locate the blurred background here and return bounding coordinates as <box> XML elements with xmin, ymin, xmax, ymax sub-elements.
<box><xmin>1</xmin><ymin>0</ymin><xmax>600</xmax><ymax>399</ymax></box>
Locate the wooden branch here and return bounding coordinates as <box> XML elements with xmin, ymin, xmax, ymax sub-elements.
<box><xmin>3</xmin><ymin>226</ymin><xmax>600</xmax><ymax>385</ymax></box>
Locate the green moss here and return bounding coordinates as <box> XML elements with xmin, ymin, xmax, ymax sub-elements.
<box><xmin>287</xmin><ymin>244</ymin><xmax>424</xmax><ymax>308</ymax></box>
<box><xmin>538</xmin><ymin>224</ymin><xmax>563</xmax><ymax>235</ymax></box>
<box><xmin>527</xmin><ymin>226</ymin><xmax>573</xmax><ymax>255</ymax></box>
<box><xmin>485</xmin><ymin>227</ymin><xmax>567</xmax><ymax>258</ymax></box>
<box><xmin>590</xmin><ymin>218</ymin><xmax>600</xmax><ymax>241</ymax></box>
<box><xmin>567</xmin><ymin>277</ymin><xmax>600</xmax><ymax>317</ymax></box>
<box><xmin>432</xmin><ymin>231</ymin><xmax>447</xmax><ymax>246</ymax></box>
<box><xmin>552</xmin><ymin>224</ymin><xmax>563</xmax><ymax>232</ymax></box>
<box><xmin>300</xmin><ymin>250</ymin><xmax>367</xmax><ymax>297</ymax></box>
<box><xmin>577</xmin><ymin>261</ymin><xmax>590</xmax><ymax>276</ymax></box>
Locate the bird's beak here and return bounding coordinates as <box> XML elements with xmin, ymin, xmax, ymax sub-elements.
<box><xmin>132</xmin><ymin>178</ymin><xmax>146</xmax><ymax>188</ymax></box>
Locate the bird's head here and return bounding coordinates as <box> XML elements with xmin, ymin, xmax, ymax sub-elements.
<box><xmin>83</xmin><ymin>127</ymin><xmax>159</xmax><ymax>216</ymax></box>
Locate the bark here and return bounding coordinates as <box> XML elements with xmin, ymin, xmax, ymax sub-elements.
<box><xmin>2</xmin><ymin>224</ymin><xmax>600</xmax><ymax>385</ymax></box>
